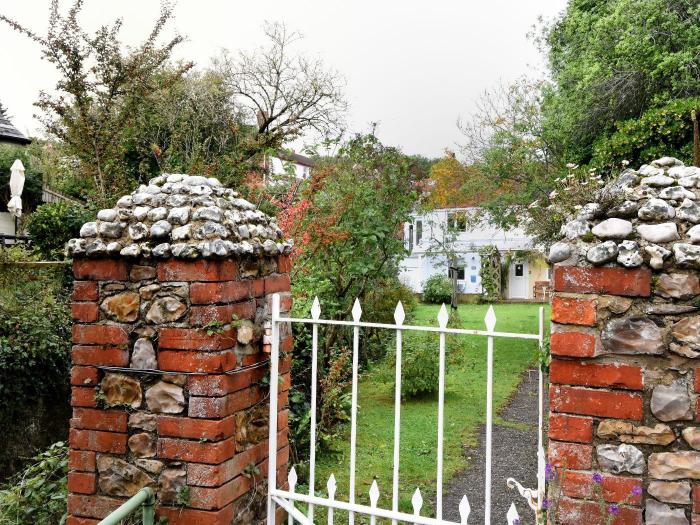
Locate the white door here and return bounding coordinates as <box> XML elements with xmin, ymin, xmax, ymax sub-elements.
<box><xmin>508</xmin><ymin>260</ymin><xmax>529</xmax><ymax>299</ymax></box>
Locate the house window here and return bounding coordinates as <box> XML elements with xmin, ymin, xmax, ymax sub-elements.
<box><xmin>408</xmin><ymin>224</ymin><xmax>414</xmax><ymax>252</ymax></box>
<box><xmin>447</xmin><ymin>212</ymin><xmax>466</xmax><ymax>231</ymax></box>
<box><xmin>515</xmin><ymin>263</ymin><xmax>524</xmax><ymax>277</ymax></box>
<box><xmin>449</xmin><ymin>265</ymin><xmax>465</xmax><ymax>280</ymax></box>
<box><xmin>416</xmin><ymin>220</ymin><xmax>423</xmax><ymax>245</ymax></box>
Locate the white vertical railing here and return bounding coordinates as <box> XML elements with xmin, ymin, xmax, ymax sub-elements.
<box><xmin>268</xmin><ymin>295</ymin><xmax>542</xmax><ymax>525</ymax></box>
<box><xmin>484</xmin><ymin>306</ymin><xmax>497</xmax><ymax>525</ymax></box>
<box><xmin>391</xmin><ymin>301</ymin><xmax>405</xmax><ymax>525</ymax></box>
<box><xmin>267</xmin><ymin>293</ymin><xmax>281</xmax><ymax>525</ymax></box>
<box><xmin>348</xmin><ymin>299</ymin><xmax>362</xmax><ymax>525</ymax></box>
<box><xmin>308</xmin><ymin>299</ymin><xmax>321</xmax><ymax>522</ymax></box>
<box><xmin>436</xmin><ymin>304</ymin><xmax>448</xmax><ymax>520</ymax></box>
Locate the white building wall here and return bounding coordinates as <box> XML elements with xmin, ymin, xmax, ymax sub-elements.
<box><xmin>268</xmin><ymin>157</ymin><xmax>312</xmax><ymax>180</ymax></box>
<box><xmin>398</xmin><ymin>207</ymin><xmax>538</xmax><ymax>298</ymax></box>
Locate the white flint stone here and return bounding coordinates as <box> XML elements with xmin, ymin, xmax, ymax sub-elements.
<box><xmin>120</xmin><ymin>244</ymin><xmax>141</xmax><ymax>257</ymax></box>
<box><xmin>617</xmin><ymin>240</ymin><xmax>643</xmax><ymax>268</ymax></box>
<box><xmin>97</xmin><ymin>209</ymin><xmax>118</xmax><ymax>222</ymax></box>
<box><xmin>152</xmin><ymin>243</ymin><xmax>171</xmax><ymax>258</ymax></box>
<box><xmin>129</xmin><ymin>223</ymin><xmax>149</xmax><ymax>241</ymax></box>
<box><xmin>645</xmin><ymin>499</ymin><xmax>689</xmax><ymax>525</ymax></box>
<box><xmin>637</xmin><ymin>222</ymin><xmax>680</xmax><ymax>243</ymax></box>
<box><xmin>646</xmin><ymin>244</ymin><xmax>672</xmax><ymax>269</ymax></box>
<box><xmin>168</xmin><ymin>207</ymin><xmax>190</xmax><ymax>225</ymax></box>
<box><xmin>591</xmin><ymin>218</ymin><xmax>633</xmax><ymax>239</ymax></box>
<box><xmin>192</xmin><ymin>206</ymin><xmax>223</xmax><ymax>222</ymax></box>
<box><xmin>677</xmin><ymin>198</ymin><xmax>700</xmax><ymax>223</ymax></box>
<box><xmin>638</xmin><ymin>198</ymin><xmax>676</xmax><ymax>221</ymax></box>
<box><xmin>652</xmin><ymin>156</ymin><xmax>684</xmax><ymax>168</ymax></box>
<box><xmin>150</xmin><ymin>220</ymin><xmax>172</xmax><ymax>238</ymax></box>
<box><xmin>166</xmin><ymin>174</ymin><xmax>184</xmax><ymax>183</ymax></box>
<box><xmin>147</xmin><ymin>207</ymin><xmax>168</xmax><ymax>221</ymax></box>
<box><xmin>133</xmin><ymin>206</ymin><xmax>150</xmax><ymax>221</ymax></box>
<box><xmin>688</xmin><ymin>224</ymin><xmax>700</xmax><ymax>243</ymax></box>
<box><xmin>171</xmin><ymin>225</ymin><xmax>192</xmax><ymax>241</ymax></box>
<box><xmin>640</xmin><ymin>164</ymin><xmax>664</xmax><ymax>176</ymax></box>
<box><xmin>116</xmin><ymin>195</ymin><xmax>133</xmax><ymax>207</ymax></box>
<box><xmin>679</xmin><ymin>175</ymin><xmax>700</xmax><ymax>188</ymax></box>
<box><xmin>85</xmin><ymin>240</ymin><xmax>107</xmax><ymax>256</ymax></box>
<box><xmin>80</xmin><ymin>222</ymin><xmax>98</xmax><ymax>238</ymax></box>
<box><xmin>660</xmin><ymin>186</ymin><xmax>696</xmax><ymax>200</ymax></box>
<box><xmin>106</xmin><ymin>242</ymin><xmax>122</xmax><ymax>255</ymax></box>
<box><xmin>641</xmin><ymin>174</ymin><xmax>676</xmax><ymax>187</ymax></box>
<box><xmin>674</xmin><ymin>244</ymin><xmax>700</xmax><ymax>268</ymax></box>
<box><xmin>98</xmin><ymin>222</ymin><xmax>123</xmax><ymax>239</ymax></box>
<box><xmin>132</xmin><ymin>193</ymin><xmax>150</xmax><ymax>205</ymax></box>
<box><xmin>586</xmin><ymin>241</ymin><xmax>618</xmax><ymax>265</ymax></box>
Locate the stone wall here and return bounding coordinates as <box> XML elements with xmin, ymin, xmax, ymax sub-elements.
<box><xmin>548</xmin><ymin>157</ymin><xmax>700</xmax><ymax>525</ymax></box>
<box><xmin>65</xmin><ymin>174</ymin><xmax>292</xmax><ymax>525</ymax></box>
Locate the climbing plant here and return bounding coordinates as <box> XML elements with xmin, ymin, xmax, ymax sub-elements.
<box><xmin>478</xmin><ymin>245</ymin><xmax>501</xmax><ymax>302</ymax></box>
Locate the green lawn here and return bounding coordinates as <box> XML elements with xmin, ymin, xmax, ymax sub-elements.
<box><xmin>296</xmin><ymin>302</ymin><xmax>549</xmax><ymax>523</ymax></box>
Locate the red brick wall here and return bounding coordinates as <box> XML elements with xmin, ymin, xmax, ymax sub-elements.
<box><xmin>67</xmin><ymin>256</ymin><xmax>292</xmax><ymax>525</ymax></box>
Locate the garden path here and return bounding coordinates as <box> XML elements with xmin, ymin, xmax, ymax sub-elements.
<box><xmin>441</xmin><ymin>369</ymin><xmax>543</xmax><ymax>524</ymax></box>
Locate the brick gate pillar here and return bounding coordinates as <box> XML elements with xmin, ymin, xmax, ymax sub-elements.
<box><xmin>65</xmin><ymin>174</ymin><xmax>293</xmax><ymax>525</ymax></box>
<box><xmin>547</xmin><ymin>157</ymin><xmax>700</xmax><ymax>525</ymax></box>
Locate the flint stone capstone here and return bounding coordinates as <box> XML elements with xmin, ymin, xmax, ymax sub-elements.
<box><xmin>591</xmin><ymin>218</ymin><xmax>633</xmax><ymax>239</ymax></box>
<box><xmin>655</xmin><ymin>273</ymin><xmax>700</xmax><ymax>300</ymax></box>
<box><xmin>645</xmin><ymin>499</ymin><xmax>689</xmax><ymax>525</ymax></box>
<box><xmin>681</xmin><ymin>428</ymin><xmax>700</xmax><ymax>450</ymax></box>
<box><xmin>586</xmin><ymin>241</ymin><xmax>618</xmax><ymax>265</ymax></box>
<box><xmin>636</xmin><ymin>222</ymin><xmax>680</xmax><ymax>243</ymax></box>
<box><xmin>601</xmin><ymin>317</ymin><xmax>665</xmax><ymax>355</ymax></box>
<box><xmin>647</xmin><ymin>481</ymin><xmax>690</xmax><ymax>504</ymax></box>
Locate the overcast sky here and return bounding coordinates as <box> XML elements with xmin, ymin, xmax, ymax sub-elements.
<box><xmin>0</xmin><ymin>0</ymin><xmax>568</xmax><ymax>158</ymax></box>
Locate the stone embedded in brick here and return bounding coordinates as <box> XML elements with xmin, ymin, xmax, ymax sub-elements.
<box><xmin>265</xmin><ymin>274</ymin><xmax>291</xmax><ymax>294</ymax></box>
<box><xmin>73</xmin><ymin>259</ymin><xmax>128</xmax><ymax>281</ymax></box>
<box><xmin>552</xmin><ymin>296</ymin><xmax>597</xmax><ymax>326</ymax></box>
<box><xmin>157</xmin><ymin>260</ymin><xmax>237</xmax><ymax>282</ymax></box>
<box><xmin>548</xmin><ymin>441</ymin><xmax>592</xmax><ymax>469</ymax></box>
<box><xmin>67</xmin><ymin>494</ymin><xmax>123</xmax><ymax>519</ymax></box>
<box><xmin>158</xmin><ymin>327</ymin><xmax>236</xmax><ymax>351</ymax></box>
<box><xmin>560</xmin><ymin>471</ymin><xmax>642</xmax><ymax>504</ymax></box>
<box><xmin>189</xmin><ymin>301</ymin><xmax>256</xmax><ymax>326</ymax></box>
<box><xmin>71</xmin><ymin>366</ymin><xmax>100</xmax><ymax>386</ymax></box>
<box><xmin>550</xmin><ymin>385</ymin><xmax>643</xmax><ymax>420</ymax></box>
<box><xmin>551</xmin><ymin>331</ymin><xmax>596</xmax><ymax>357</ymax></box>
<box><xmin>69</xmin><ymin>428</ymin><xmax>127</xmax><ymax>454</ymax></box>
<box><xmin>71</xmin><ymin>408</ymin><xmax>127</xmax><ymax>433</ymax></box>
<box><xmin>157</xmin><ymin>437</ymin><xmax>235</xmax><ymax>464</ymax></box>
<box><xmin>190</xmin><ymin>281</ymin><xmax>251</xmax><ymax>305</ymax></box>
<box><xmin>72</xmin><ymin>325</ymin><xmax>129</xmax><ymax>345</ymax></box>
<box><xmin>72</xmin><ymin>387</ymin><xmax>98</xmax><ymax>408</ymax></box>
<box><xmin>71</xmin><ymin>303</ymin><xmax>99</xmax><ymax>323</ymax></box>
<box><xmin>549</xmin><ymin>414</ymin><xmax>593</xmax><ymax>443</ymax></box>
<box><xmin>158</xmin><ymin>350</ymin><xmax>237</xmax><ymax>374</ymax></box>
<box><xmin>157</xmin><ymin>415</ymin><xmax>235</xmax><ymax>441</ymax></box>
<box><xmin>550</xmin><ymin>360</ymin><xmax>643</xmax><ymax>390</ymax></box>
<box><xmin>72</xmin><ymin>281</ymin><xmax>98</xmax><ymax>301</ymax></box>
<box><xmin>72</xmin><ymin>346</ymin><xmax>129</xmax><ymax>367</ymax></box>
<box><xmin>69</xmin><ymin>450</ymin><xmax>96</xmax><ymax>472</ymax></box>
<box><xmin>68</xmin><ymin>471</ymin><xmax>97</xmax><ymax>494</ymax></box>
<box><xmin>555</xmin><ymin>496</ymin><xmax>642</xmax><ymax>525</ymax></box>
<box><xmin>553</xmin><ymin>266</ymin><xmax>651</xmax><ymax>297</ymax></box>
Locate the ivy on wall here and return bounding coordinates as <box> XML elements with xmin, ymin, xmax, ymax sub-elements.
<box><xmin>478</xmin><ymin>245</ymin><xmax>501</xmax><ymax>302</ymax></box>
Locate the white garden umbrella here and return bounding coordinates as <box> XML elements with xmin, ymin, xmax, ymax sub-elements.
<box><xmin>7</xmin><ymin>159</ymin><xmax>25</xmax><ymax>218</ymax></box>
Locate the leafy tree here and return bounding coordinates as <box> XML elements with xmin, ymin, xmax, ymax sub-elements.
<box><xmin>0</xmin><ymin>0</ymin><xmax>190</xmax><ymax>203</ymax></box>
<box><xmin>540</xmin><ymin>0</ymin><xmax>700</xmax><ymax>166</ymax></box>
<box><xmin>424</xmin><ymin>151</ymin><xmax>476</xmax><ymax>209</ymax></box>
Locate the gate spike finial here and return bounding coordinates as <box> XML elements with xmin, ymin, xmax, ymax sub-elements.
<box><xmin>327</xmin><ymin>474</ymin><xmax>337</xmax><ymax>499</ymax></box>
<box><xmin>311</xmin><ymin>297</ymin><xmax>321</xmax><ymax>320</ymax></box>
<box><xmin>438</xmin><ymin>303</ymin><xmax>449</xmax><ymax>329</ymax></box>
<box><xmin>288</xmin><ymin>466</ymin><xmax>298</xmax><ymax>491</ymax></box>
<box><xmin>484</xmin><ymin>305</ymin><xmax>497</xmax><ymax>332</ymax></box>
<box><xmin>352</xmin><ymin>298</ymin><xmax>362</xmax><ymax>322</ymax></box>
<box><xmin>369</xmin><ymin>479</ymin><xmax>380</xmax><ymax>507</ymax></box>
<box><xmin>394</xmin><ymin>301</ymin><xmax>405</xmax><ymax>325</ymax></box>
<box><xmin>458</xmin><ymin>495</ymin><xmax>471</xmax><ymax>524</ymax></box>
<box><xmin>507</xmin><ymin>502</ymin><xmax>520</xmax><ymax>524</ymax></box>
<box><xmin>411</xmin><ymin>488</ymin><xmax>423</xmax><ymax>515</ymax></box>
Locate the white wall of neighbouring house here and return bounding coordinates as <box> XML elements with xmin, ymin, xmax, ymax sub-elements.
<box><xmin>268</xmin><ymin>156</ymin><xmax>312</xmax><ymax>181</ymax></box>
<box><xmin>398</xmin><ymin>207</ymin><xmax>545</xmax><ymax>300</ymax></box>
<box><xmin>0</xmin><ymin>212</ymin><xmax>15</xmax><ymax>236</ymax></box>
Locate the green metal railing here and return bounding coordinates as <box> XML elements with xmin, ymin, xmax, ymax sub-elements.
<box><xmin>98</xmin><ymin>487</ymin><xmax>155</xmax><ymax>525</ymax></box>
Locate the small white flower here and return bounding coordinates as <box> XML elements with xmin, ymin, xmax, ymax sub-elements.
<box><xmin>574</xmin><ymin>205</ymin><xmax>582</xmax><ymax>210</ymax></box>
<box><xmin>597</xmin><ymin>180</ymin><xmax>605</xmax><ymax>185</ymax></box>
<box><xmin>567</xmin><ymin>173</ymin><xmax>575</xmax><ymax>179</ymax></box>
<box><xmin>622</xmin><ymin>160</ymin><xmax>630</xmax><ymax>166</ymax></box>
<box><xmin>581</xmin><ymin>181</ymin><xmax>588</xmax><ymax>186</ymax></box>
<box><xmin>549</xmin><ymin>190</ymin><xmax>558</xmax><ymax>199</ymax></box>
<box><xmin>528</xmin><ymin>200</ymin><xmax>540</xmax><ymax>209</ymax></box>
<box><xmin>566</xmin><ymin>162</ymin><xmax>577</xmax><ymax>169</ymax></box>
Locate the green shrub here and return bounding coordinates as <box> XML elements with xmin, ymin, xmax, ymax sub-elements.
<box><xmin>0</xmin><ymin>441</ymin><xmax>68</xmax><ymax>525</ymax></box>
<box><xmin>422</xmin><ymin>274</ymin><xmax>452</xmax><ymax>304</ymax></box>
<box><xmin>27</xmin><ymin>202</ymin><xmax>95</xmax><ymax>259</ymax></box>
<box><xmin>395</xmin><ymin>332</ymin><xmax>440</xmax><ymax>398</ymax></box>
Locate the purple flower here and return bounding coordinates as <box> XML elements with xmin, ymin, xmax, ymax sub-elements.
<box><xmin>607</xmin><ymin>504</ymin><xmax>620</xmax><ymax>515</ymax></box>
<box><xmin>545</xmin><ymin>463</ymin><xmax>556</xmax><ymax>481</ymax></box>
<box><xmin>513</xmin><ymin>520</ymin><xmax>520</xmax><ymax>525</ymax></box>
<box><xmin>541</xmin><ymin>498</ymin><xmax>550</xmax><ymax>510</ymax></box>
<box><xmin>631</xmin><ymin>486</ymin><xmax>642</xmax><ymax>497</ymax></box>
<box><xmin>592</xmin><ymin>473</ymin><xmax>603</xmax><ymax>484</ymax></box>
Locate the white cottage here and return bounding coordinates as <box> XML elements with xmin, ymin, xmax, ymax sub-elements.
<box><xmin>399</xmin><ymin>207</ymin><xmax>550</xmax><ymax>301</ymax></box>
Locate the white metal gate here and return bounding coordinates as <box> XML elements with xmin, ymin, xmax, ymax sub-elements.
<box><xmin>266</xmin><ymin>294</ymin><xmax>545</xmax><ymax>525</ymax></box>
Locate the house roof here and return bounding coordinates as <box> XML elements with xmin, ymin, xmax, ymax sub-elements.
<box><xmin>0</xmin><ymin>116</ymin><xmax>31</xmax><ymax>145</ymax></box>
<box><xmin>275</xmin><ymin>151</ymin><xmax>315</xmax><ymax>168</ymax></box>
